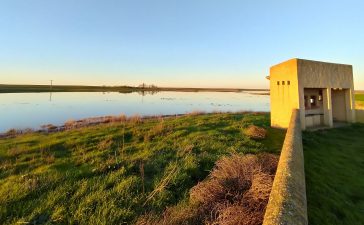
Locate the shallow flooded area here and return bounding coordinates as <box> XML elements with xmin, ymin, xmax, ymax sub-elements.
<box><xmin>0</xmin><ymin>91</ymin><xmax>269</xmax><ymax>132</ymax></box>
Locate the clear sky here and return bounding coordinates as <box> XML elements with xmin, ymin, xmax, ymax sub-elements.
<box><xmin>0</xmin><ymin>0</ymin><xmax>363</xmax><ymax>89</ymax></box>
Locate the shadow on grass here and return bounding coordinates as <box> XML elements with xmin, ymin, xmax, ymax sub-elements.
<box><xmin>303</xmin><ymin>123</ymin><xmax>364</xmax><ymax>225</ymax></box>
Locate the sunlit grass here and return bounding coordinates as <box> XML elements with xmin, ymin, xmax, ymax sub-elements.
<box><xmin>0</xmin><ymin>112</ymin><xmax>285</xmax><ymax>224</ymax></box>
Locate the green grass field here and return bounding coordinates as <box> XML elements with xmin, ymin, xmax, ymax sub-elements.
<box><xmin>0</xmin><ymin>112</ymin><xmax>284</xmax><ymax>224</ymax></box>
<box><xmin>355</xmin><ymin>93</ymin><xmax>364</xmax><ymax>102</ymax></box>
<box><xmin>303</xmin><ymin>124</ymin><xmax>364</xmax><ymax>225</ymax></box>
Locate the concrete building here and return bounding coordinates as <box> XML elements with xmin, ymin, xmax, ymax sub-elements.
<box><xmin>268</xmin><ymin>58</ymin><xmax>356</xmax><ymax>130</ymax></box>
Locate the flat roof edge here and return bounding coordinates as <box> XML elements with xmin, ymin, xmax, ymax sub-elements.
<box><xmin>296</xmin><ymin>58</ymin><xmax>352</xmax><ymax>67</ymax></box>
<box><xmin>271</xmin><ymin>58</ymin><xmax>352</xmax><ymax>68</ymax></box>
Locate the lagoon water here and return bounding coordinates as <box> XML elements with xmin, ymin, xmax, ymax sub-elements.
<box><xmin>0</xmin><ymin>91</ymin><xmax>269</xmax><ymax>132</ymax></box>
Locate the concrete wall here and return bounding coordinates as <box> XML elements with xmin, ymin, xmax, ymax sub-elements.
<box><xmin>297</xmin><ymin>59</ymin><xmax>354</xmax><ymax>89</ymax></box>
<box><xmin>270</xmin><ymin>58</ymin><xmax>356</xmax><ymax>129</ymax></box>
<box><xmin>356</xmin><ymin>109</ymin><xmax>364</xmax><ymax>123</ymax></box>
<box><xmin>297</xmin><ymin>59</ymin><xmax>356</xmax><ymax>125</ymax></box>
<box><xmin>332</xmin><ymin>89</ymin><xmax>347</xmax><ymax>121</ymax></box>
<box><xmin>270</xmin><ymin>59</ymin><xmax>300</xmax><ymax>128</ymax></box>
<box><xmin>263</xmin><ymin>109</ymin><xmax>308</xmax><ymax>225</ymax></box>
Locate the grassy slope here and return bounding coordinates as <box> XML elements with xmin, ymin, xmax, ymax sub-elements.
<box><xmin>303</xmin><ymin>124</ymin><xmax>364</xmax><ymax>225</ymax></box>
<box><xmin>0</xmin><ymin>113</ymin><xmax>285</xmax><ymax>225</ymax></box>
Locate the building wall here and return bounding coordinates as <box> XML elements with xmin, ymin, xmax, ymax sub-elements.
<box><xmin>270</xmin><ymin>59</ymin><xmax>300</xmax><ymax>128</ymax></box>
<box><xmin>297</xmin><ymin>59</ymin><xmax>354</xmax><ymax>88</ymax></box>
<box><xmin>332</xmin><ymin>89</ymin><xmax>347</xmax><ymax>121</ymax></box>
<box><xmin>270</xmin><ymin>58</ymin><xmax>356</xmax><ymax>129</ymax></box>
<box><xmin>297</xmin><ymin>59</ymin><xmax>356</xmax><ymax>125</ymax></box>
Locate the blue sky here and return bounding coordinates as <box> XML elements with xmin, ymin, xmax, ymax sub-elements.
<box><xmin>0</xmin><ymin>0</ymin><xmax>363</xmax><ymax>89</ymax></box>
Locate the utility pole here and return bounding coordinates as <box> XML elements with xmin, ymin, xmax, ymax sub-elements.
<box><xmin>49</xmin><ymin>80</ymin><xmax>53</xmax><ymax>101</ymax></box>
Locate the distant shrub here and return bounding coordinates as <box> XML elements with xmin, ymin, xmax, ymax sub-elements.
<box><xmin>244</xmin><ymin>125</ymin><xmax>267</xmax><ymax>140</ymax></box>
<box><xmin>5</xmin><ymin>128</ymin><xmax>18</xmax><ymax>136</ymax></box>
<box><xmin>109</xmin><ymin>114</ymin><xmax>127</xmax><ymax>123</ymax></box>
<box><xmin>103</xmin><ymin>116</ymin><xmax>114</xmax><ymax>123</ymax></box>
<box><xmin>64</xmin><ymin>119</ymin><xmax>77</xmax><ymax>129</ymax></box>
<box><xmin>187</xmin><ymin>110</ymin><xmax>206</xmax><ymax>116</ymax></box>
<box><xmin>23</xmin><ymin>128</ymin><xmax>34</xmax><ymax>134</ymax></box>
<box><xmin>129</xmin><ymin>114</ymin><xmax>142</xmax><ymax>124</ymax></box>
<box><xmin>41</xmin><ymin>124</ymin><xmax>58</xmax><ymax>132</ymax></box>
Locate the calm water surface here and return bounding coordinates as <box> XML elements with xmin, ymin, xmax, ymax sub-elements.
<box><xmin>0</xmin><ymin>91</ymin><xmax>269</xmax><ymax>132</ymax></box>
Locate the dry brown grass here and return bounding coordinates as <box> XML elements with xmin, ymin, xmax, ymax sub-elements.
<box><xmin>144</xmin><ymin>120</ymin><xmax>166</xmax><ymax>142</ymax></box>
<box><xmin>64</xmin><ymin>119</ymin><xmax>77</xmax><ymax>129</ymax></box>
<box><xmin>244</xmin><ymin>125</ymin><xmax>267</xmax><ymax>140</ymax></box>
<box><xmin>356</xmin><ymin>102</ymin><xmax>364</xmax><ymax>109</ymax></box>
<box><xmin>187</xmin><ymin>110</ymin><xmax>206</xmax><ymax>116</ymax></box>
<box><xmin>113</xmin><ymin>114</ymin><xmax>127</xmax><ymax>123</ymax></box>
<box><xmin>137</xmin><ymin>153</ymin><xmax>278</xmax><ymax>225</ymax></box>
<box><xmin>129</xmin><ymin>114</ymin><xmax>143</xmax><ymax>124</ymax></box>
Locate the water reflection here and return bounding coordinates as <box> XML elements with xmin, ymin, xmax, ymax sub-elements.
<box><xmin>0</xmin><ymin>91</ymin><xmax>269</xmax><ymax>132</ymax></box>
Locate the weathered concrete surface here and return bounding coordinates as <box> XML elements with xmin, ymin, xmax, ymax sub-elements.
<box><xmin>263</xmin><ymin>109</ymin><xmax>308</xmax><ymax>225</ymax></box>
<box><xmin>270</xmin><ymin>59</ymin><xmax>300</xmax><ymax>129</ymax></box>
<box><xmin>270</xmin><ymin>58</ymin><xmax>356</xmax><ymax>130</ymax></box>
<box><xmin>298</xmin><ymin>59</ymin><xmax>353</xmax><ymax>89</ymax></box>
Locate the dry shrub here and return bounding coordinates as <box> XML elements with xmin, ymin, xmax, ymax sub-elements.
<box><xmin>103</xmin><ymin>116</ymin><xmax>115</xmax><ymax>123</ymax></box>
<box><xmin>187</xmin><ymin>110</ymin><xmax>206</xmax><ymax>116</ymax></box>
<box><xmin>22</xmin><ymin>128</ymin><xmax>34</xmax><ymax>134</ymax></box>
<box><xmin>146</xmin><ymin>154</ymin><xmax>278</xmax><ymax>225</ymax></box>
<box><xmin>244</xmin><ymin>125</ymin><xmax>267</xmax><ymax>140</ymax></box>
<box><xmin>41</xmin><ymin>124</ymin><xmax>58</xmax><ymax>132</ymax></box>
<box><xmin>257</xmin><ymin>153</ymin><xmax>279</xmax><ymax>175</ymax></box>
<box><xmin>5</xmin><ymin>128</ymin><xmax>18</xmax><ymax>136</ymax></box>
<box><xmin>129</xmin><ymin>114</ymin><xmax>142</xmax><ymax>124</ymax></box>
<box><xmin>112</xmin><ymin>114</ymin><xmax>127</xmax><ymax>123</ymax></box>
<box><xmin>190</xmin><ymin>155</ymin><xmax>258</xmax><ymax>208</ymax></box>
<box><xmin>356</xmin><ymin>102</ymin><xmax>364</xmax><ymax>109</ymax></box>
<box><xmin>64</xmin><ymin>120</ymin><xmax>77</xmax><ymax>129</ymax></box>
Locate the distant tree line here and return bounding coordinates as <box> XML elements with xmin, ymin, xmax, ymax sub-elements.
<box><xmin>137</xmin><ymin>83</ymin><xmax>158</xmax><ymax>89</ymax></box>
